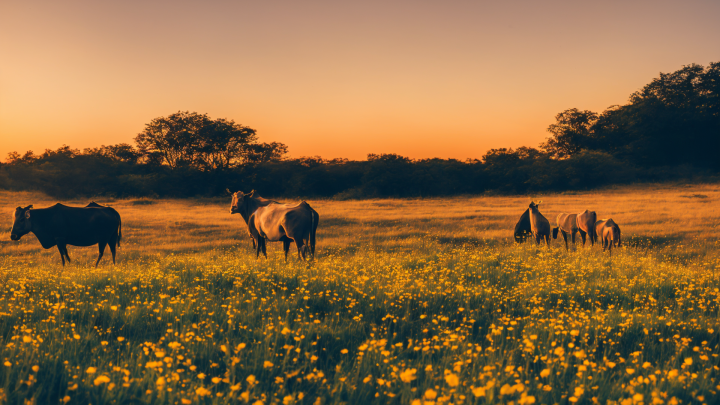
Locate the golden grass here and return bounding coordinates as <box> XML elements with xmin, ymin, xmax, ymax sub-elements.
<box><xmin>2</xmin><ymin>183</ymin><xmax>719</xmax><ymax>263</ymax></box>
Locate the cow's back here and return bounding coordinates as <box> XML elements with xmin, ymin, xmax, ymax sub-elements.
<box><xmin>577</xmin><ymin>210</ymin><xmax>597</xmax><ymax>233</ymax></box>
<box><xmin>254</xmin><ymin>202</ymin><xmax>313</xmax><ymax>241</ymax></box>
<box><xmin>556</xmin><ymin>213</ymin><xmax>578</xmax><ymax>232</ymax></box>
<box><xmin>50</xmin><ymin>205</ymin><xmax>120</xmax><ymax>246</ymax></box>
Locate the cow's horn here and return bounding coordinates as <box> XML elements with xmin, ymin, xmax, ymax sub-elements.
<box><xmin>225</xmin><ymin>188</ymin><xmax>232</xmax><ymax>195</ymax></box>
<box><xmin>248</xmin><ymin>190</ymin><xmax>255</xmax><ymax>197</ymax></box>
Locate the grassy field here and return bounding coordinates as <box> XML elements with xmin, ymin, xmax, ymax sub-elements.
<box><xmin>0</xmin><ymin>184</ymin><xmax>719</xmax><ymax>404</ymax></box>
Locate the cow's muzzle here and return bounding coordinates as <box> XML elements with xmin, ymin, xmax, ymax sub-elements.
<box><xmin>10</xmin><ymin>234</ymin><xmax>19</xmax><ymax>241</ymax></box>
<box><xmin>230</xmin><ymin>207</ymin><xmax>239</xmax><ymax>214</ymax></box>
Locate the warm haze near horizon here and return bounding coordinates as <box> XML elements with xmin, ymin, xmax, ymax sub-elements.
<box><xmin>1</xmin><ymin>0</ymin><xmax>719</xmax><ymax>161</ymax></box>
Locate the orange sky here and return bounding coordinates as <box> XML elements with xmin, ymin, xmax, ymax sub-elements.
<box><xmin>1</xmin><ymin>0</ymin><xmax>719</xmax><ymax>161</ymax></box>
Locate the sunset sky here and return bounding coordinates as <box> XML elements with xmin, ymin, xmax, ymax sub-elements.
<box><xmin>1</xmin><ymin>0</ymin><xmax>719</xmax><ymax>161</ymax></box>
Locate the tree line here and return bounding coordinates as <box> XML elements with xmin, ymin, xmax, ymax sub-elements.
<box><xmin>1</xmin><ymin>62</ymin><xmax>718</xmax><ymax>199</ymax></box>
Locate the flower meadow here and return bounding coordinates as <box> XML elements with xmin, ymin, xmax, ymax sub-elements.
<box><xmin>0</xmin><ymin>187</ymin><xmax>719</xmax><ymax>404</ymax></box>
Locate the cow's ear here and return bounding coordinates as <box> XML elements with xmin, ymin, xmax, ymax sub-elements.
<box><xmin>25</xmin><ymin>211</ymin><xmax>31</xmax><ymax>219</ymax></box>
<box><xmin>248</xmin><ymin>190</ymin><xmax>255</xmax><ymax>197</ymax></box>
<box><xmin>226</xmin><ymin>188</ymin><xmax>232</xmax><ymax>195</ymax></box>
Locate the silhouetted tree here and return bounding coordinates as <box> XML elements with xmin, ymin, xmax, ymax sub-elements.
<box><xmin>135</xmin><ymin>111</ymin><xmax>285</xmax><ymax>170</ymax></box>
<box><xmin>541</xmin><ymin>108</ymin><xmax>598</xmax><ymax>159</ymax></box>
<box><xmin>84</xmin><ymin>143</ymin><xmax>141</xmax><ymax>163</ymax></box>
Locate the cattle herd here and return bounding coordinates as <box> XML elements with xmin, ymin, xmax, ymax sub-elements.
<box><xmin>9</xmin><ymin>195</ymin><xmax>622</xmax><ymax>267</ymax></box>
<box><xmin>514</xmin><ymin>201</ymin><xmax>622</xmax><ymax>253</ymax></box>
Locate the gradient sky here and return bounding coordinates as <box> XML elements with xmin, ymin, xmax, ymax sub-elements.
<box><xmin>1</xmin><ymin>0</ymin><xmax>719</xmax><ymax>161</ymax></box>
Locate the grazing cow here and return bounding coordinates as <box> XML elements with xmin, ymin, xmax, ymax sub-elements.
<box><xmin>576</xmin><ymin>210</ymin><xmax>597</xmax><ymax>247</ymax></box>
<box><xmin>514</xmin><ymin>209</ymin><xmax>532</xmax><ymax>243</ymax></box>
<box><xmin>10</xmin><ymin>203</ymin><xmax>122</xmax><ymax>267</ymax></box>
<box><xmin>594</xmin><ymin>218</ymin><xmax>621</xmax><ymax>254</ymax></box>
<box><xmin>230</xmin><ymin>190</ymin><xmax>319</xmax><ymax>261</ymax></box>
<box><xmin>528</xmin><ymin>201</ymin><xmax>551</xmax><ymax>246</ymax></box>
<box><xmin>552</xmin><ymin>212</ymin><xmax>579</xmax><ymax>251</ymax></box>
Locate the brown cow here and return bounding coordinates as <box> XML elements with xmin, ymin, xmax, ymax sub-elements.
<box><xmin>594</xmin><ymin>218</ymin><xmax>621</xmax><ymax>254</ymax></box>
<box><xmin>576</xmin><ymin>210</ymin><xmax>597</xmax><ymax>247</ymax></box>
<box><xmin>226</xmin><ymin>189</ymin><xmax>276</xmax><ymax>249</ymax></box>
<box><xmin>552</xmin><ymin>212</ymin><xmax>578</xmax><ymax>251</ymax></box>
<box><xmin>529</xmin><ymin>201</ymin><xmax>551</xmax><ymax>246</ymax></box>
<box><xmin>230</xmin><ymin>190</ymin><xmax>319</xmax><ymax>261</ymax></box>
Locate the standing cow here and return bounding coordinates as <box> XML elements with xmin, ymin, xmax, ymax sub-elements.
<box><xmin>230</xmin><ymin>190</ymin><xmax>319</xmax><ymax>261</ymax></box>
<box><xmin>576</xmin><ymin>210</ymin><xmax>597</xmax><ymax>247</ymax></box>
<box><xmin>552</xmin><ymin>212</ymin><xmax>579</xmax><ymax>251</ymax></box>
<box><xmin>226</xmin><ymin>189</ymin><xmax>277</xmax><ymax>250</ymax></box>
<box><xmin>529</xmin><ymin>201</ymin><xmax>551</xmax><ymax>246</ymax></box>
<box><xmin>595</xmin><ymin>218</ymin><xmax>621</xmax><ymax>254</ymax></box>
<box><xmin>10</xmin><ymin>203</ymin><xmax>122</xmax><ymax>267</ymax></box>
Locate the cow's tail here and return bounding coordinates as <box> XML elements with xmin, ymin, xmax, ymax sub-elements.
<box><xmin>310</xmin><ymin>209</ymin><xmax>318</xmax><ymax>258</ymax></box>
<box><xmin>117</xmin><ymin>217</ymin><xmax>122</xmax><ymax>248</ymax></box>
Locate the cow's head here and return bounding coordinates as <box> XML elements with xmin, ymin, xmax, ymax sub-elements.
<box><xmin>10</xmin><ymin>205</ymin><xmax>33</xmax><ymax>241</ymax></box>
<box><xmin>529</xmin><ymin>200</ymin><xmax>541</xmax><ymax>211</ymax></box>
<box><xmin>552</xmin><ymin>227</ymin><xmax>559</xmax><ymax>239</ymax></box>
<box><xmin>229</xmin><ymin>190</ymin><xmax>254</xmax><ymax>214</ymax></box>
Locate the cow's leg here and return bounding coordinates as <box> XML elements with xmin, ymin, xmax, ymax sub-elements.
<box><xmin>261</xmin><ymin>238</ymin><xmax>267</xmax><ymax>259</ymax></box>
<box><xmin>571</xmin><ymin>231</ymin><xmax>576</xmax><ymax>249</ymax></box>
<box><xmin>57</xmin><ymin>246</ymin><xmax>66</xmax><ymax>266</ymax></box>
<box><xmin>63</xmin><ymin>247</ymin><xmax>71</xmax><ymax>263</ymax></box>
<box><xmin>283</xmin><ymin>239</ymin><xmax>291</xmax><ymax>262</ymax></box>
<box><xmin>96</xmin><ymin>242</ymin><xmax>107</xmax><ymax>268</ymax></box>
<box><xmin>561</xmin><ymin>231</ymin><xmax>568</xmax><ymax>251</ymax></box>
<box><xmin>544</xmin><ymin>234</ymin><xmax>550</xmax><ymax>246</ymax></box>
<box><xmin>109</xmin><ymin>241</ymin><xmax>117</xmax><ymax>264</ymax></box>
<box><xmin>55</xmin><ymin>238</ymin><xmax>71</xmax><ymax>265</ymax></box>
<box><xmin>296</xmin><ymin>239</ymin><xmax>307</xmax><ymax>261</ymax></box>
<box><xmin>254</xmin><ymin>237</ymin><xmax>261</xmax><ymax>259</ymax></box>
<box><xmin>579</xmin><ymin>229</ymin><xmax>587</xmax><ymax>246</ymax></box>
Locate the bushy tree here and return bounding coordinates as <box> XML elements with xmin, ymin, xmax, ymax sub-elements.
<box><xmin>541</xmin><ymin>109</ymin><xmax>598</xmax><ymax>159</ymax></box>
<box><xmin>135</xmin><ymin>111</ymin><xmax>286</xmax><ymax>170</ymax></box>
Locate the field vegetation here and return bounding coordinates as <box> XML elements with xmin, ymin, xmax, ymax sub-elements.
<box><xmin>0</xmin><ymin>184</ymin><xmax>719</xmax><ymax>404</ymax></box>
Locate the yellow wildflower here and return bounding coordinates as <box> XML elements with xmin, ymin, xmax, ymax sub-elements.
<box><xmin>93</xmin><ymin>375</ymin><xmax>110</xmax><ymax>386</ymax></box>
<box><xmin>445</xmin><ymin>372</ymin><xmax>459</xmax><ymax>387</ymax></box>
<box><xmin>425</xmin><ymin>389</ymin><xmax>437</xmax><ymax>400</ymax></box>
<box><xmin>399</xmin><ymin>368</ymin><xmax>416</xmax><ymax>383</ymax></box>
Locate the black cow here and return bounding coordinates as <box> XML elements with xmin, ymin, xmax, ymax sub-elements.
<box><xmin>10</xmin><ymin>203</ymin><xmax>122</xmax><ymax>267</ymax></box>
<box><xmin>514</xmin><ymin>208</ymin><xmax>532</xmax><ymax>243</ymax></box>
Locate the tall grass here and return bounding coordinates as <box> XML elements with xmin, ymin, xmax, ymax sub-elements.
<box><xmin>0</xmin><ymin>185</ymin><xmax>718</xmax><ymax>404</ymax></box>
